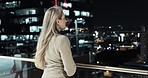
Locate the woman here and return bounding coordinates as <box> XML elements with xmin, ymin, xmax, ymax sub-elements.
<box><xmin>34</xmin><ymin>6</ymin><xmax>76</xmax><ymax>78</ymax></box>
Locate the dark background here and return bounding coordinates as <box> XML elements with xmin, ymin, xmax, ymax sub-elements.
<box><xmin>93</xmin><ymin>0</ymin><xmax>148</xmax><ymax>25</ymax></box>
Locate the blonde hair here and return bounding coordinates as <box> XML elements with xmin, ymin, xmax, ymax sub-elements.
<box><xmin>35</xmin><ymin>6</ymin><xmax>63</xmax><ymax>69</ymax></box>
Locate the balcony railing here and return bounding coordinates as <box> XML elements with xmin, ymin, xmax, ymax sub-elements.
<box><xmin>0</xmin><ymin>55</ymin><xmax>148</xmax><ymax>78</ymax></box>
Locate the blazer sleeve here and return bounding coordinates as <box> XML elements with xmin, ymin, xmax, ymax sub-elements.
<box><xmin>58</xmin><ymin>36</ymin><xmax>76</xmax><ymax>76</ymax></box>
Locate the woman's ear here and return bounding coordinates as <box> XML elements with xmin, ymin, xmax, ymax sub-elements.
<box><xmin>56</xmin><ymin>19</ymin><xmax>60</xmax><ymax>24</ymax></box>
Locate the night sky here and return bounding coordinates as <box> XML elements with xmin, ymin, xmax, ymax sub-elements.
<box><xmin>93</xmin><ymin>0</ymin><xmax>148</xmax><ymax>25</ymax></box>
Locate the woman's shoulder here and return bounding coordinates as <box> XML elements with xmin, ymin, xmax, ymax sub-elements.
<box><xmin>57</xmin><ymin>34</ymin><xmax>69</xmax><ymax>39</ymax></box>
<box><xmin>55</xmin><ymin>35</ymin><xmax>70</xmax><ymax>45</ymax></box>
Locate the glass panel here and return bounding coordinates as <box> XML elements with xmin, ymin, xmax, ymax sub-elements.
<box><xmin>73</xmin><ymin>68</ymin><xmax>148</xmax><ymax>78</ymax></box>
<box><xmin>0</xmin><ymin>56</ymin><xmax>42</xmax><ymax>78</ymax></box>
<box><xmin>0</xmin><ymin>56</ymin><xmax>147</xmax><ymax>78</ymax></box>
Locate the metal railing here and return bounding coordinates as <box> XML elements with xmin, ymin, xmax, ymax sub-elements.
<box><xmin>0</xmin><ymin>56</ymin><xmax>148</xmax><ymax>75</ymax></box>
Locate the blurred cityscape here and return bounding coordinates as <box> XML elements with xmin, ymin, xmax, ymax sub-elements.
<box><xmin>0</xmin><ymin>0</ymin><xmax>148</xmax><ymax>78</ymax></box>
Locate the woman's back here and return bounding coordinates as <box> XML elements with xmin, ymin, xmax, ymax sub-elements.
<box><xmin>42</xmin><ymin>35</ymin><xmax>76</xmax><ymax>78</ymax></box>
